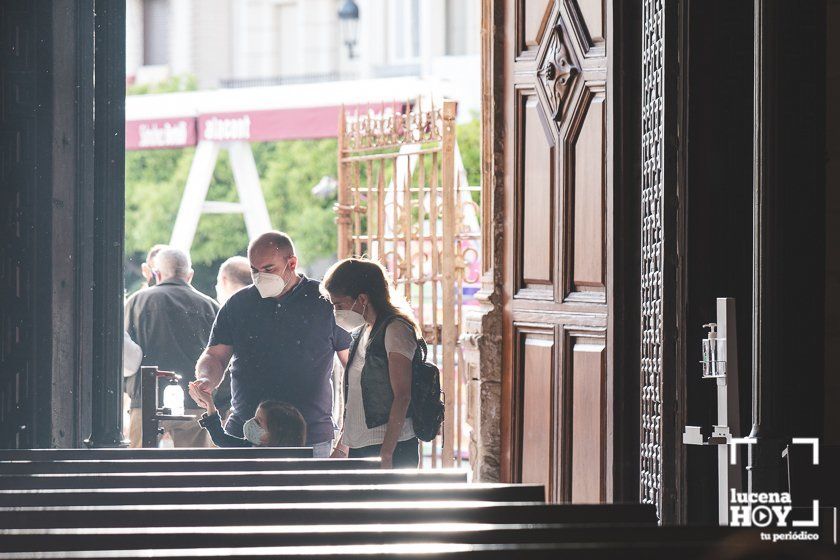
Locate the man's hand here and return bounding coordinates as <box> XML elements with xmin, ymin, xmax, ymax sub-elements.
<box><xmin>336</xmin><ymin>349</ymin><xmax>349</xmax><ymax>368</ymax></box>
<box><xmin>194</xmin><ymin>344</ymin><xmax>233</xmax><ymax>390</ymax></box>
<box><xmin>188</xmin><ymin>380</ymin><xmax>216</xmax><ymax>415</ymax></box>
<box><xmin>191</xmin><ymin>377</ymin><xmax>215</xmax><ymax>395</ymax></box>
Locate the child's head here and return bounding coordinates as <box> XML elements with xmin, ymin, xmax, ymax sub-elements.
<box><xmin>321</xmin><ymin>258</ymin><xmax>394</xmax><ymax>316</ymax></box>
<box><xmin>243</xmin><ymin>400</ymin><xmax>307</xmax><ymax>446</ymax></box>
<box><xmin>321</xmin><ymin>257</ymin><xmax>419</xmax><ymax>334</ymax></box>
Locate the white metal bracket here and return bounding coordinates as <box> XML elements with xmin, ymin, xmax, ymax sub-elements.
<box><xmin>170</xmin><ymin>140</ymin><xmax>272</xmax><ymax>253</ymax></box>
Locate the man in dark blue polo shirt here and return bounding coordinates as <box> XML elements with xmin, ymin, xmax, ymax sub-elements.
<box><xmin>192</xmin><ymin>231</ymin><xmax>350</xmax><ymax>457</ymax></box>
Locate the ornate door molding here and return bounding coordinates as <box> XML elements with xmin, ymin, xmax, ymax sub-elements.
<box><xmin>494</xmin><ymin>0</ymin><xmax>614</xmax><ymax>503</ymax></box>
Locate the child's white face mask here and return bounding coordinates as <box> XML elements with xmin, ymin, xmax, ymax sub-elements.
<box><xmin>334</xmin><ymin>298</ymin><xmax>366</xmax><ymax>331</ymax></box>
<box><xmin>243</xmin><ymin>417</ymin><xmax>267</xmax><ymax>445</ymax></box>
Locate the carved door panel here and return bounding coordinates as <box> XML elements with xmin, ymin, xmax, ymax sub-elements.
<box><xmin>501</xmin><ymin>0</ymin><xmax>612</xmax><ymax>503</ymax></box>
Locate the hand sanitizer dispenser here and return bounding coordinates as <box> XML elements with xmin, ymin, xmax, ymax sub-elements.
<box><xmin>683</xmin><ymin>298</ymin><xmax>742</xmax><ymax>525</ymax></box>
<box><xmin>701</xmin><ymin>323</ymin><xmax>724</xmax><ymax>378</ymax></box>
<box><xmin>140</xmin><ymin>367</ymin><xmax>194</xmax><ymax>447</ymax></box>
<box><xmin>162</xmin><ymin>383</ymin><xmax>185</xmax><ymax>417</ymax></box>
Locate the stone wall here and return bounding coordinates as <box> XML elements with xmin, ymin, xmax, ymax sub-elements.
<box><xmin>463</xmin><ymin>296</ymin><xmax>502</xmax><ymax>481</ymax></box>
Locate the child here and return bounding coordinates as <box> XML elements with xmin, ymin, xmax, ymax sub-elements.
<box><xmin>189</xmin><ymin>381</ymin><xmax>306</xmax><ymax>447</ymax></box>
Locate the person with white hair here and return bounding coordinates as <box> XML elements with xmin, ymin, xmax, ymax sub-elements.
<box><xmin>124</xmin><ymin>247</ymin><xmax>219</xmax><ymax>447</ymax></box>
<box><xmin>211</xmin><ymin>255</ymin><xmax>253</xmax><ymax>419</ymax></box>
<box><xmin>215</xmin><ymin>256</ymin><xmax>252</xmax><ymax>306</ymax></box>
<box><xmin>140</xmin><ymin>244</ymin><xmax>169</xmax><ymax>288</ymax></box>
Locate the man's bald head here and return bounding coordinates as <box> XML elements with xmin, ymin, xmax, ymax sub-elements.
<box><xmin>219</xmin><ymin>256</ymin><xmax>252</xmax><ymax>287</ymax></box>
<box><xmin>155</xmin><ymin>248</ymin><xmax>193</xmax><ymax>282</ymax></box>
<box><xmin>248</xmin><ymin>231</ymin><xmax>296</xmax><ymax>259</ymax></box>
<box><xmin>248</xmin><ymin>232</ymin><xmax>299</xmax><ymax>298</ymax></box>
<box><xmin>216</xmin><ymin>256</ymin><xmax>252</xmax><ymax>304</ymax></box>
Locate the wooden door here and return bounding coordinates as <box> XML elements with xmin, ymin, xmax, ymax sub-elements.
<box><xmin>500</xmin><ymin>0</ymin><xmax>612</xmax><ymax>503</ymax></box>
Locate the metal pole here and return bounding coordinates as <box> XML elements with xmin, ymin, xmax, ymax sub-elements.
<box><xmin>716</xmin><ymin>298</ymin><xmax>741</xmax><ymax>525</ymax></box>
<box><xmin>749</xmin><ymin>0</ymin><xmax>785</xmax><ymax>494</ymax></box>
<box><xmin>336</xmin><ymin>106</ymin><xmax>352</xmax><ymax>259</ymax></box>
<box><xmin>140</xmin><ymin>366</ymin><xmax>160</xmax><ymax>448</ymax></box>
<box><xmin>440</xmin><ymin>100</ymin><xmax>457</xmax><ymax>467</ymax></box>
<box><xmin>683</xmin><ymin>298</ymin><xmax>743</xmax><ymax>525</ymax></box>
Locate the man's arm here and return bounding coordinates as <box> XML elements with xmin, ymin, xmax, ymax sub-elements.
<box><xmin>332</xmin><ymin>313</ymin><xmax>352</xmax><ymax>366</ymax></box>
<box><xmin>124</xmin><ymin>294</ymin><xmax>137</xmax><ymax>339</ymax></box>
<box><xmin>336</xmin><ymin>348</ymin><xmax>349</xmax><ymax>368</ymax></box>
<box><xmin>194</xmin><ymin>344</ymin><xmax>233</xmax><ymax>391</ymax></box>
<box><xmin>123</xmin><ymin>331</ymin><xmax>143</xmax><ymax>377</ymax></box>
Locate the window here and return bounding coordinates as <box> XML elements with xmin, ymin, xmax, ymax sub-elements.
<box><xmin>445</xmin><ymin>0</ymin><xmax>468</xmax><ymax>56</ymax></box>
<box><xmin>390</xmin><ymin>0</ymin><xmax>421</xmax><ymax>63</ymax></box>
<box><xmin>274</xmin><ymin>2</ymin><xmax>299</xmax><ymax>77</ymax></box>
<box><xmin>142</xmin><ymin>0</ymin><xmax>170</xmax><ymax>66</ymax></box>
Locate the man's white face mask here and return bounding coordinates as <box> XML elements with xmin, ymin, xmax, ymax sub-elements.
<box><xmin>252</xmin><ymin>264</ymin><xmax>289</xmax><ymax>299</ymax></box>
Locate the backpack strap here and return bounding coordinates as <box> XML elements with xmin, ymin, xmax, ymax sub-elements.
<box><xmin>415</xmin><ymin>336</ymin><xmax>428</xmax><ymax>363</ymax></box>
<box><xmin>384</xmin><ymin>315</ymin><xmax>427</xmax><ymax>363</ymax></box>
<box><xmin>344</xmin><ymin>325</ymin><xmax>365</xmax><ymax>373</ymax></box>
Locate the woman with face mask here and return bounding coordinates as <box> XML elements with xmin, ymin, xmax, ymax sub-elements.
<box><xmin>189</xmin><ymin>381</ymin><xmax>306</xmax><ymax>447</ymax></box>
<box><xmin>321</xmin><ymin>258</ymin><xmax>421</xmax><ymax>469</ymax></box>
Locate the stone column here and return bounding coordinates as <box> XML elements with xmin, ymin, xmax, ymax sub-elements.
<box><xmin>462</xmin><ymin>288</ymin><xmax>502</xmax><ymax>481</ymax></box>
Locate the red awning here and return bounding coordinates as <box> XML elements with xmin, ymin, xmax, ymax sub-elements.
<box><xmin>125</xmin><ymin>77</ymin><xmax>449</xmax><ymax>150</ymax></box>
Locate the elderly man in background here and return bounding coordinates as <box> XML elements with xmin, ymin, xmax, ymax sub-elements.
<box><xmin>211</xmin><ymin>256</ymin><xmax>253</xmax><ymax>419</ymax></box>
<box><xmin>125</xmin><ymin>247</ymin><xmax>220</xmax><ymax>447</ymax></box>
<box><xmin>192</xmin><ymin>231</ymin><xmax>350</xmax><ymax>457</ymax></box>
<box><xmin>140</xmin><ymin>244</ymin><xmax>169</xmax><ymax>288</ymax></box>
<box><xmin>123</xmin><ymin>244</ymin><xmax>167</xmax><ymax>441</ymax></box>
<box><xmin>215</xmin><ymin>256</ymin><xmax>252</xmax><ymax>306</ymax></box>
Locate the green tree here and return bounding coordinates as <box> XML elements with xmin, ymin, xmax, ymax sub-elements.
<box><xmin>457</xmin><ymin>112</ymin><xmax>481</xmax><ymax>187</ymax></box>
<box><xmin>124</xmin><ymin>114</ymin><xmax>481</xmax><ymax>295</ymax></box>
<box><xmin>127</xmin><ymin>74</ymin><xmax>197</xmax><ymax>95</ymax></box>
<box><xmin>124</xmin><ymin>140</ymin><xmax>340</xmax><ymax>293</ymax></box>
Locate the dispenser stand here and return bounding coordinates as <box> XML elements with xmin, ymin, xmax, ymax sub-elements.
<box><xmin>140</xmin><ymin>366</ymin><xmax>196</xmax><ymax>448</ymax></box>
<box><xmin>683</xmin><ymin>297</ymin><xmax>741</xmax><ymax>525</ymax></box>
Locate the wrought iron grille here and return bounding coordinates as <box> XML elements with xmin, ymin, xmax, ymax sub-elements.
<box><xmin>335</xmin><ymin>100</ymin><xmax>481</xmax><ymax>468</ymax></box>
<box><xmin>640</xmin><ymin>0</ymin><xmax>666</xmax><ymax>520</ymax></box>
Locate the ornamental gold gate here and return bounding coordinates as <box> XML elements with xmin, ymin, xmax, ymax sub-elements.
<box><xmin>335</xmin><ymin>99</ymin><xmax>479</xmax><ymax>468</ymax></box>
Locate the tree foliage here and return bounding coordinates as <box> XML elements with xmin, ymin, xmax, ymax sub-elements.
<box><xmin>458</xmin><ymin>112</ymin><xmax>481</xmax><ymax>187</ymax></box>
<box><xmin>127</xmin><ymin>74</ymin><xmax>198</xmax><ymax>95</ymax></box>
<box><xmin>124</xmin><ymin>116</ymin><xmax>480</xmax><ymax>295</ymax></box>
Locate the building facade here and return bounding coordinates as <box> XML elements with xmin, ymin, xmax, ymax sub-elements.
<box><xmin>125</xmin><ymin>0</ymin><xmax>481</xmax><ymax>114</ymax></box>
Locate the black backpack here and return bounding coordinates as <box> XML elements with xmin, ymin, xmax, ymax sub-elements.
<box><xmin>411</xmin><ymin>337</ymin><xmax>445</xmax><ymax>442</ymax></box>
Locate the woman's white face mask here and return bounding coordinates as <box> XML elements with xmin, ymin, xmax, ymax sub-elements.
<box><xmin>252</xmin><ymin>264</ymin><xmax>288</xmax><ymax>299</ymax></box>
<box><xmin>242</xmin><ymin>417</ymin><xmax>267</xmax><ymax>445</ymax></box>
<box><xmin>334</xmin><ymin>298</ymin><xmax>366</xmax><ymax>332</ymax></box>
